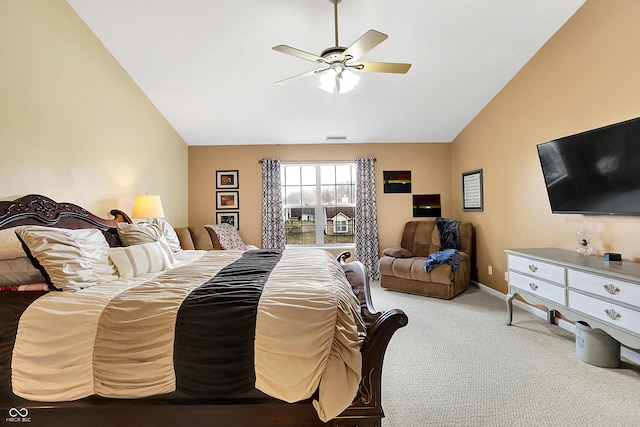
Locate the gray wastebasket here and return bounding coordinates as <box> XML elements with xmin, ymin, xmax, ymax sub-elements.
<box><xmin>575</xmin><ymin>321</ymin><xmax>620</xmax><ymax>368</ymax></box>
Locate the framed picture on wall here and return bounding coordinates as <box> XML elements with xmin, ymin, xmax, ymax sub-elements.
<box><xmin>462</xmin><ymin>169</ymin><xmax>484</xmax><ymax>212</ymax></box>
<box><xmin>383</xmin><ymin>170</ymin><xmax>412</xmax><ymax>193</ymax></box>
<box><xmin>216</xmin><ymin>191</ymin><xmax>239</xmax><ymax>210</ymax></box>
<box><xmin>216</xmin><ymin>212</ymin><xmax>239</xmax><ymax>229</ymax></box>
<box><xmin>413</xmin><ymin>194</ymin><xmax>442</xmax><ymax>217</ymax></box>
<box><xmin>216</xmin><ymin>170</ymin><xmax>239</xmax><ymax>189</ymax></box>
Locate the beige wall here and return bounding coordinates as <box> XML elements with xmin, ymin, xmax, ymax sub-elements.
<box><xmin>188</xmin><ymin>143</ymin><xmax>451</xmax><ymax>253</ymax></box>
<box><xmin>0</xmin><ymin>0</ymin><xmax>188</xmax><ymax>225</ymax></box>
<box><xmin>452</xmin><ymin>0</ymin><xmax>640</xmax><ymax>293</ymax></box>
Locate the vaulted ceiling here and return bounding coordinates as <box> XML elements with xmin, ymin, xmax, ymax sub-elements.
<box><xmin>67</xmin><ymin>0</ymin><xmax>585</xmax><ymax>146</ymax></box>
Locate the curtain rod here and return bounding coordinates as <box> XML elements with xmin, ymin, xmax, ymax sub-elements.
<box><xmin>259</xmin><ymin>158</ymin><xmax>376</xmax><ymax>164</ymax></box>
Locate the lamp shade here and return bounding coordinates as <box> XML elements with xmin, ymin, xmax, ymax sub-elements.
<box><xmin>132</xmin><ymin>195</ymin><xmax>165</xmax><ymax>219</ymax></box>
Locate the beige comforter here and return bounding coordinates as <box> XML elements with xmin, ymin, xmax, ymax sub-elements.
<box><xmin>12</xmin><ymin>249</ymin><xmax>365</xmax><ymax>421</ymax></box>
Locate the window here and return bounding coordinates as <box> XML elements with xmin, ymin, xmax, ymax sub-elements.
<box><xmin>282</xmin><ymin>163</ymin><xmax>356</xmax><ymax>246</ymax></box>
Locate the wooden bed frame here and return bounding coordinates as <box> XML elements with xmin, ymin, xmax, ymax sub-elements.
<box><xmin>0</xmin><ymin>194</ymin><xmax>408</xmax><ymax>427</ymax></box>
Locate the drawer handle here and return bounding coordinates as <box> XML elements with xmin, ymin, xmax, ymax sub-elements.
<box><xmin>603</xmin><ymin>284</ymin><xmax>621</xmax><ymax>295</ymax></box>
<box><xmin>604</xmin><ymin>308</ymin><xmax>622</xmax><ymax>320</ymax></box>
<box><xmin>529</xmin><ymin>282</ymin><xmax>539</xmax><ymax>291</ymax></box>
<box><xmin>528</xmin><ymin>264</ymin><xmax>538</xmax><ymax>273</ymax></box>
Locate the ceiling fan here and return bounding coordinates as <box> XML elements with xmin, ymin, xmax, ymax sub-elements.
<box><xmin>272</xmin><ymin>0</ymin><xmax>412</xmax><ymax>94</ymax></box>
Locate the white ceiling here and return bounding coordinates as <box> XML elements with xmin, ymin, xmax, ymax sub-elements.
<box><xmin>66</xmin><ymin>0</ymin><xmax>585</xmax><ymax>146</ymax></box>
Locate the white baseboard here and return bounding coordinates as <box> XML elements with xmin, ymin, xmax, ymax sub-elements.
<box><xmin>471</xmin><ymin>281</ymin><xmax>640</xmax><ymax>366</ymax></box>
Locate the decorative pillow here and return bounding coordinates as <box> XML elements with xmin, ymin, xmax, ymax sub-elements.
<box><xmin>0</xmin><ymin>227</ymin><xmax>27</xmax><ymax>260</ymax></box>
<box><xmin>71</xmin><ymin>228</ymin><xmax>119</xmax><ymax>281</ymax></box>
<box><xmin>116</xmin><ymin>223</ymin><xmax>175</xmax><ymax>262</ymax></box>
<box><xmin>0</xmin><ymin>257</ymin><xmax>47</xmax><ymax>286</ymax></box>
<box><xmin>15</xmin><ymin>227</ymin><xmax>104</xmax><ymax>292</ymax></box>
<box><xmin>109</xmin><ymin>241</ymin><xmax>172</xmax><ymax>278</ymax></box>
<box><xmin>0</xmin><ymin>283</ymin><xmax>50</xmax><ymax>292</ymax></box>
<box><xmin>205</xmin><ymin>223</ymin><xmax>256</xmax><ymax>250</ymax></box>
<box><xmin>153</xmin><ymin>218</ymin><xmax>182</xmax><ymax>253</ymax></box>
<box><xmin>382</xmin><ymin>247</ymin><xmax>413</xmax><ymax>258</ymax></box>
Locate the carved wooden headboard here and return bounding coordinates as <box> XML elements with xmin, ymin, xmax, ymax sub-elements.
<box><xmin>0</xmin><ymin>194</ymin><xmax>131</xmax><ymax>244</ymax></box>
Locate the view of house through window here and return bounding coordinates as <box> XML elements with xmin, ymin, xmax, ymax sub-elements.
<box><xmin>281</xmin><ymin>163</ymin><xmax>356</xmax><ymax>246</ymax></box>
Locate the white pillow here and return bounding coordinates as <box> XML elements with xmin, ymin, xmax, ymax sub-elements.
<box><xmin>70</xmin><ymin>228</ymin><xmax>119</xmax><ymax>281</ymax></box>
<box><xmin>153</xmin><ymin>218</ymin><xmax>182</xmax><ymax>253</ymax></box>
<box><xmin>116</xmin><ymin>223</ymin><xmax>175</xmax><ymax>262</ymax></box>
<box><xmin>15</xmin><ymin>227</ymin><xmax>103</xmax><ymax>292</ymax></box>
<box><xmin>109</xmin><ymin>241</ymin><xmax>172</xmax><ymax>278</ymax></box>
<box><xmin>0</xmin><ymin>227</ymin><xmax>27</xmax><ymax>260</ymax></box>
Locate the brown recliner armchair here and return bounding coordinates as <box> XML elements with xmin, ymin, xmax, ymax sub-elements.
<box><xmin>379</xmin><ymin>220</ymin><xmax>475</xmax><ymax>299</ymax></box>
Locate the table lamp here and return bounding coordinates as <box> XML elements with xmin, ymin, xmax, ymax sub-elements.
<box><xmin>132</xmin><ymin>194</ymin><xmax>164</xmax><ymax>223</ymax></box>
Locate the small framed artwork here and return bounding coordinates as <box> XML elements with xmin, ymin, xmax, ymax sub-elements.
<box><xmin>217</xmin><ymin>212</ymin><xmax>239</xmax><ymax>229</ymax></box>
<box><xmin>462</xmin><ymin>169</ymin><xmax>484</xmax><ymax>212</ymax></box>
<box><xmin>216</xmin><ymin>191</ymin><xmax>239</xmax><ymax>210</ymax></box>
<box><xmin>216</xmin><ymin>170</ymin><xmax>239</xmax><ymax>189</ymax></box>
<box><xmin>413</xmin><ymin>194</ymin><xmax>442</xmax><ymax>217</ymax></box>
<box><xmin>383</xmin><ymin>170</ymin><xmax>412</xmax><ymax>193</ymax></box>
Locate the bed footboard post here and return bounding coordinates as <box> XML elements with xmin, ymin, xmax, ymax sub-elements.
<box><xmin>336</xmin><ymin>252</ymin><xmax>408</xmax><ymax>427</ymax></box>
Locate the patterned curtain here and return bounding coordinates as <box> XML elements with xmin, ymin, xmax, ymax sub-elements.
<box><xmin>355</xmin><ymin>157</ymin><xmax>380</xmax><ymax>280</ymax></box>
<box><xmin>261</xmin><ymin>159</ymin><xmax>285</xmax><ymax>249</ymax></box>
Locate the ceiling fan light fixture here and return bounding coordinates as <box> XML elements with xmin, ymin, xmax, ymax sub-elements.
<box><xmin>273</xmin><ymin>0</ymin><xmax>410</xmax><ymax>91</ymax></box>
<box><xmin>319</xmin><ymin>68</ymin><xmax>359</xmax><ymax>94</ymax></box>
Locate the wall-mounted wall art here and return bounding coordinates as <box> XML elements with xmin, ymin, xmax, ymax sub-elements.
<box><xmin>462</xmin><ymin>169</ymin><xmax>483</xmax><ymax>212</ymax></box>
<box><xmin>216</xmin><ymin>212</ymin><xmax>239</xmax><ymax>229</ymax></box>
<box><xmin>413</xmin><ymin>194</ymin><xmax>442</xmax><ymax>217</ymax></box>
<box><xmin>383</xmin><ymin>170</ymin><xmax>412</xmax><ymax>193</ymax></box>
<box><xmin>216</xmin><ymin>170</ymin><xmax>239</xmax><ymax>189</ymax></box>
<box><xmin>216</xmin><ymin>191</ymin><xmax>239</xmax><ymax>210</ymax></box>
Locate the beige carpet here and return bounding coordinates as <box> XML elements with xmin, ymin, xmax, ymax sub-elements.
<box><xmin>369</xmin><ymin>282</ymin><xmax>640</xmax><ymax>427</ymax></box>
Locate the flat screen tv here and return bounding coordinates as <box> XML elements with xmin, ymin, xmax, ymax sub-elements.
<box><xmin>537</xmin><ymin>117</ymin><xmax>640</xmax><ymax>215</ymax></box>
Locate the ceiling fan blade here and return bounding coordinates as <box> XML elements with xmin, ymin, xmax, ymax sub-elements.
<box><xmin>341</xmin><ymin>30</ymin><xmax>388</xmax><ymax>61</ymax></box>
<box><xmin>351</xmin><ymin>61</ymin><xmax>412</xmax><ymax>74</ymax></box>
<box><xmin>275</xmin><ymin>68</ymin><xmax>327</xmax><ymax>85</ymax></box>
<box><xmin>272</xmin><ymin>45</ymin><xmax>325</xmax><ymax>64</ymax></box>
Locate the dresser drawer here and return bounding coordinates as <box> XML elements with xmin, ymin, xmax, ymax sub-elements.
<box><xmin>568</xmin><ymin>269</ymin><xmax>640</xmax><ymax>309</ymax></box>
<box><xmin>509</xmin><ymin>271</ymin><xmax>566</xmax><ymax>305</ymax></box>
<box><xmin>569</xmin><ymin>291</ymin><xmax>640</xmax><ymax>335</ymax></box>
<box><xmin>508</xmin><ymin>255</ymin><xmax>565</xmax><ymax>284</ymax></box>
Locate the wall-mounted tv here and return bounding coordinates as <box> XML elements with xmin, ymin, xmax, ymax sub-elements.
<box><xmin>537</xmin><ymin>117</ymin><xmax>640</xmax><ymax>215</ymax></box>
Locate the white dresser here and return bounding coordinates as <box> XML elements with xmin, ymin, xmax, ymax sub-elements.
<box><xmin>505</xmin><ymin>248</ymin><xmax>640</xmax><ymax>349</ymax></box>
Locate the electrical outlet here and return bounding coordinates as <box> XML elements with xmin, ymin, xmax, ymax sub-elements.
<box><xmin>488</xmin><ymin>265</ymin><xmax>493</xmax><ymax>275</ymax></box>
<box><xmin>504</xmin><ymin>272</ymin><xmax>509</xmax><ymax>281</ymax></box>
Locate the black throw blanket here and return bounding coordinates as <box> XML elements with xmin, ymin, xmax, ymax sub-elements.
<box><xmin>436</xmin><ymin>217</ymin><xmax>460</xmax><ymax>251</ymax></box>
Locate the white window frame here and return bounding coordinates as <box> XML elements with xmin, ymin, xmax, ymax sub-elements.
<box><xmin>281</xmin><ymin>162</ymin><xmax>355</xmax><ymax>247</ymax></box>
